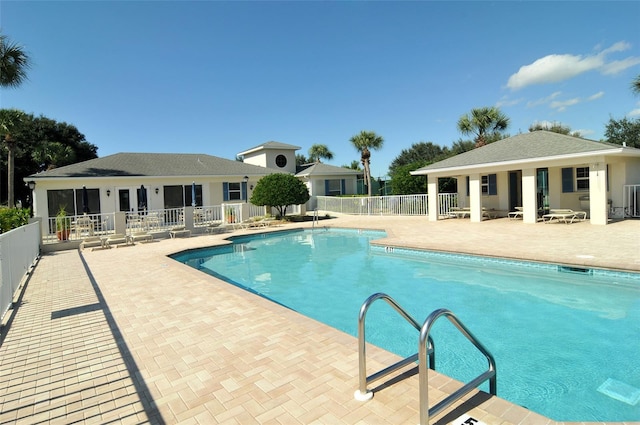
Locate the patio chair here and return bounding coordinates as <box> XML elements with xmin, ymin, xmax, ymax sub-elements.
<box><xmin>508</xmin><ymin>207</ymin><xmax>524</xmax><ymax>220</ymax></box>
<box><xmin>169</xmin><ymin>226</ymin><xmax>191</xmax><ymax>238</ymax></box>
<box><xmin>105</xmin><ymin>233</ymin><xmax>129</xmax><ymax>248</ymax></box>
<box><xmin>542</xmin><ymin>209</ymin><xmax>587</xmax><ymax>224</ymax></box>
<box><xmin>79</xmin><ymin>236</ymin><xmax>103</xmax><ymax>251</ymax></box>
<box><xmin>129</xmin><ymin>231</ymin><xmax>153</xmax><ymax>244</ymax></box>
<box><xmin>448</xmin><ymin>207</ymin><xmax>470</xmax><ymax>219</ymax></box>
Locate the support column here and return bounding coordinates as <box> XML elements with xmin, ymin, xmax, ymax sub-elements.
<box><xmin>522</xmin><ymin>168</ymin><xmax>537</xmax><ymax>223</ymax></box>
<box><xmin>469</xmin><ymin>173</ymin><xmax>482</xmax><ymax>222</ymax></box>
<box><xmin>428</xmin><ymin>179</ymin><xmax>438</xmax><ymax>221</ymax></box>
<box><xmin>589</xmin><ymin>162</ymin><xmax>608</xmax><ymax>225</ymax></box>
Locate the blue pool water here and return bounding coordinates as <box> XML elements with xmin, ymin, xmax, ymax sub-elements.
<box><xmin>171</xmin><ymin>228</ymin><xmax>640</xmax><ymax>422</ymax></box>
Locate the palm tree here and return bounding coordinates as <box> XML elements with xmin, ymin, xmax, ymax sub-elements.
<box><xmin>1</xmin><ymin>34</ymin><xmax>30</xmax><ymax>208</ymax></box>
<box><xmin>349</xmin><ymin>130</ymin><xmax>384</xmax><ymax>196</ymax></box>
<box><xmin>457</xmin><ymin>106</ymin><xmax>510</xmax><ymax>148</ymax></box>
<box><xmin>0</xmin><ymin>109</ymin><xmax>26</xmax><ymax>207</ymax></box>
<box><xmin>308</xmin><ymin>144</ymin><xmax>334</xmax><ymax>163</ymax></box>
<box><xmin>632</xmin><ymin>74</ymin><xmax>640</xmax><ymax>96</ymax></box>
<box><xmin>0</xmin><ymin>34</ymin><xmax>31</xmax><ymax>88</ymax></box>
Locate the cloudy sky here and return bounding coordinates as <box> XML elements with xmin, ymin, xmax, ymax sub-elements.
<box><xmin>2</xmin><ymin>1</ymin><xmax>639</xmax><ymax>177</ymax></box>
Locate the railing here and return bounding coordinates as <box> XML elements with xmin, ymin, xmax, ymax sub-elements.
<box><xmin>316</xmin><ymin>193</ymin><xmax>458</xmax><ymax>216</ymax></box>
<box><xmin>43</xmin><ymin>212</ymin><xmax>116</xmax><ymax>244</ymax></box>
<box><xmin>355</xmin><ymin>293</ymin><xmax>496</xmax><ymax>425</ymax></box>
<box><xmin>0</xmin><ymin>222</ymin><xmax>40</xmax><ymax>322</ymax></box>
<box><xmin>419</xmin><ymin>308</ymin><xmax>496</xmax><ymax>424</ymax></box>
<box><xmin>41</xmin><ymin>203</ymin><xmax>273</xmax><ymax>245</ymax></box>
<box><xmin>355</xmin><ymin>293</ymin><xmax>435</xmax><ymax>401</ymax></box>
<box><xmin>623</xmin><ymin>184</ymin><xmax>640</xmax><ymax>218</ymax></box>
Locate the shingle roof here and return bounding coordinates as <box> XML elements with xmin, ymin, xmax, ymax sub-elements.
<box><xmin>413</xmin><ymin>131</ymin><xmax>633</xmax><ymax>173</ymax></box>
<box><xmin>28</xmin><ymin>153</ymin><xmax>272</xmax><ymax>179</ymax></box>
<box><xmin>295</xmin><ymin>162</ymin><xmax>362</xmax><ymax>177</ymax></box>
<box><xmin>237</xmin><ymin>141</ymin><xmax>301</xmax><ymax>156</ymax></box>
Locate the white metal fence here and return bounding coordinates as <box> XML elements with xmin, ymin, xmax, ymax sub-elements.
<box><xmin>1</xmin><ymin>222</ymin><xmax>40</xmax><ymax>322</ymax></box>
<box><xmin>623</xmin><ymin>184</ymin><xmax>640</xmax><ymax>218</ymax></box>
<box><xmin>316</xmin><ymin>193</ymin><xmax>458</xmax><ymax>216</ymax></box>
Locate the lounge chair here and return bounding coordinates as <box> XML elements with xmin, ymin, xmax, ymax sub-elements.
<box><xmin>105</xmin><ymin>233</ymin><xmax>129</xmax><ymax>248</ymax></box>
<box><xmin>169</xmin><ymin>226</ymin><xmax>191</xmax><ymax>238</ymax></box>
<box><xmin>448</xmin><ymin>207</ymin><xmax>470</xmax><ymax>219</ymax></box>
<box><xmin>129</xmin><ymin>231</ymin><xmax>153</xmax><ymax>244</ymax></box>
<box><xmin>508</xmin><ymin>207</ymin><xmax>524</xmax><ymax>220</ymax></box>
<box><xmin>542</xmin><ymin>209</ymin><xmax>587</xmax><ymax>224</ymax></box>
<box><xmin>79</xmin><ymin>236</ymin><xmax>103</xmax><ymax>251</ymax></box>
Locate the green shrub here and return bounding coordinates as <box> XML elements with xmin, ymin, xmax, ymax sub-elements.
<box><xmin>0</xmin><ymin>207</ymin><xmax>30</xmax><ymax>233</ymax></box>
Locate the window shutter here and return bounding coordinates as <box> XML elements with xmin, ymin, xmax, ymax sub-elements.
<box><xmin>466</xmin><ymin>176</ymin><xmax>470</xmax><ymax>197</ymax></box>
<box><xmin>561</xmin><ymin>168</ymin><xmax>573</xmax><ymax>193</ymax></box>
<box><xmin>324</xmin><ymin>179</ymin><xmax>330</xmax><ymax>195</ymax></box>
<box><xmin>488</xmin><ymin>174</ymin><xmax>497</xmax><ymax>195</ymax></box>
<box><xmin>241</xmin><ymin>182</ymin><xmax>247</xmax><ymax>201</ymax></box>
<box><xmin>223</xmin><ymin>182</ymin><xmax>229</xmax><ymax>201</ymax></box>
<box><xmin>341</xmin><ymin>179</ymin><xmax>346</xmax><ymax>195</ymax></box>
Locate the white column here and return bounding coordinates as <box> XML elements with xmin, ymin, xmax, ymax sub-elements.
<box><xmin>428</xmin><ymin>179</ymin><xmax>439</xmax><ymax>221</ymax></box>
<box><xmin>522</xmin><ymin>168</ymin><xmax>537</xmax><ymax>224</ymax></box>
<box><xmin>469</xmin><ymin>173</ymin><xmax>482</xmax><ymax>222</ymax></box>
<box><xmin>589</xmin><ymin>162</ymin><xmax>608</xmax><ymax>225</ymax></box>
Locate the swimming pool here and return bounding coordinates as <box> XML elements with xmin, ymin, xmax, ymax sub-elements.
<box><xmin>171</xmin><ymin>228</ymin><xmax>640</xmax><ymax>422</ymax></box>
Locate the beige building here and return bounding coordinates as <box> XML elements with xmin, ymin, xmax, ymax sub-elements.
<box><xmin>411</xmin><ymin>131</ymin><xmax>640</xmax><ymax>225</ymax></box>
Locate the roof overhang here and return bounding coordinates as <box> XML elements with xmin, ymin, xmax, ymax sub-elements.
<box><xmin>410</xmin><ymin>147</ymin><xmax>636</xmax><ymax>177</ymax></box>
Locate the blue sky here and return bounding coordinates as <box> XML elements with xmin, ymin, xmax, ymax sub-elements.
<box><xmin>2</xmin><ymin>1</ymin><xmax>639</xmax><ymax>178</ymax></box>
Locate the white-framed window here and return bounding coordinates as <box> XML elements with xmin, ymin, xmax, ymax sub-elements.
<box><xmin>576</xmin><ymin>167</ymin><xmax>589</xmax><ymax>191</ymax></box>
<box><xmin>481</xmin><ymin>175</ymin><xmax>489</xmax><ymax>194</ymax></box>
<box><xmin>227</xmin><ymin>182</ymin><xmax>242</xmax><ymax>200</ymax></box>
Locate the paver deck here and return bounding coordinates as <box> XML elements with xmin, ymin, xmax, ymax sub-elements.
<box><xmin>1</xmin><ymin>216</ymin><xmax>638</xmax><ymax>424</ymax></box>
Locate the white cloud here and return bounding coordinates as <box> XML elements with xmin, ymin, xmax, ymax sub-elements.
<box><xmin>527</xmin><ymin>91</ymin><xmax>562</xmax><ymax>108</ymax></box>
<box><xmin>588</xmin><ymin>91</ymin><xmax>605</xmax><ymax>101</ymax></box>
<box><xmin>629</xmin><ymin>108</ymin><xmax>640</xmax><ymax>117</ymax></box>
<box><xmin>550</xmin><ymin>97</ymin><xmax>581</xmax><ymax>112</ymax></box>
<box><xmin>529</xmin><ymin>91</ymin><xmax>603</xmax><ymax>112</ymax></box>
<box><xmin>495</xmin><ymin>96</ymin><xmax>523</xmax><ymax>107</ymax></box>
<box><xmin>507</xmin><ymin>41</ymin><xmax>640</xmax><ymax>90</ymax></box>
<box><xmin>600</xmin><ymin>57</ymin><xmax>640</xmax><ymax>75</ymax></box>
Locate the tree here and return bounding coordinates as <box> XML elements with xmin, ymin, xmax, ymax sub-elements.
<box><xmin>0</xmin><ymin>109</ymin><xmax>26</xmax><ymax>207</ymax></box>
<box><xmin>604</xmin><ymin>116</ymin><xmax>640</xmax><ymax>148</ymax></box>
<box><xmin>632</xmin><ymin>74</ymin><xmax>640</xmax><ymax>96</ymax></box>
<box><xmin>388</xmin><ymin>142</ymin><xmax>447</xmax><ymax>176</ymax></box>
<box><xmin>0</xmin><ymin>111</ymin><xmax>98</xmax><ymax>204</ymax></box>
<box><xmin>308</xmin><ymin>144</ymin><xmax>334</xmax><ymax>163</ymax></box>
<box><xmin>250</xmin><ymin>173</ymin><xmax>310</xmax><ymax>218</ymax></box>
<box><xmin>389</xmin><ymin>161</ymin><xmax>429</xmax><ymax>195</ymax></box>
<box><xmin>342</xmin><ymin>160</ymin><xmax>362</xmax><ymax>171</ymax></box>
<box><xmin>449</xmin><ymin>139</ymin><xmax>475</xmax><ymax>155</ymax></box>
<box><xmin>0</xmin><ymin>34</ymin><xmax>31</xmax><ymax>208</ymax></box>
<box><xmin>529</xmin><ymin>121</ymin><xmax>581</xmax><ymax>137</ymax></box>
<box><xmin>296</xmin><ymin>154</ymin><xmax>309</xmax><ymax>166</ymax></box>
<box><xmin>0</xmin><ymin>33</ymin><xmax>31</xmax><ymax>88</ymax></box>
<box><xmin>457</xmin><ymin>106</ymin><xmax>510</xmax><ymax>148</ymax></box>
<box><xmin>349</xmin><ymin>130</ymin><xmax>384</xmax><ymax>196</ymax></box>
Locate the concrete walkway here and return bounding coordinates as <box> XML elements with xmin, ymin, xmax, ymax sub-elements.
<box><xmin>0</xmin><ymin>216</ymin><xmax>638</xmax><ymax>424</ymax></box>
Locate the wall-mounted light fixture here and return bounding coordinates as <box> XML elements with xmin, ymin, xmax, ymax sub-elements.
<box><xmin>106</xmin><ymin>189</ymin><xmax>111</xmax><ymax>197</ymax></box>
<box><xmin>155</xmin><ymin>187</ymin><xmax>159</xmax><ymax>195</ymax></box>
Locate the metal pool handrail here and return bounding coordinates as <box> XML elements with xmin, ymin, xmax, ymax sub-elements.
<box><xmin>419</xmin><ymin>308</ymin><xmax>497</xmax><ymax>424</ymax></box>
<box><xmin>354</xmin><ymin>292</ymin><xmax>435</xmax><ymax>401</ymax></box>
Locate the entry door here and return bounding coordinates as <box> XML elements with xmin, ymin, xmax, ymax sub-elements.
<box><xmin>536</xmin><ymin>168</ymin><xmax>549</xmax><ymax>213</ymax></box>
<box><xmin>508</xmin><ymin>171</ymin><xmax>522</xmax><ymax>211</ymax></box>
<box><xmin>117</xmin><ymin>189</ymin><xmax>131</xmax><ymax>212</ymax></box>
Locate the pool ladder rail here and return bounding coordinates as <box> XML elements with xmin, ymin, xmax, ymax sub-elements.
<box><xmin>355</xmin><ymin>293</ymin><xmax>497</xmax><ymax>425</ymax></box>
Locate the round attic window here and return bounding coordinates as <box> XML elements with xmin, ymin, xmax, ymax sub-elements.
<box><xmin>275</xmin><ymin>154</ymin><xmax>287</xmax><ymax>168</ymax></box>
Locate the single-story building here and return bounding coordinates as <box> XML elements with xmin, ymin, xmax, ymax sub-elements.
<box><xmin>411</xmin><ymin>131</ymin><xmax>640</xmax><ymax>225</ymax></box>
<box><xmin>25</xmin><ymin>141</ymin><xmax>362</xmax><ymax>220</ymax></box>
